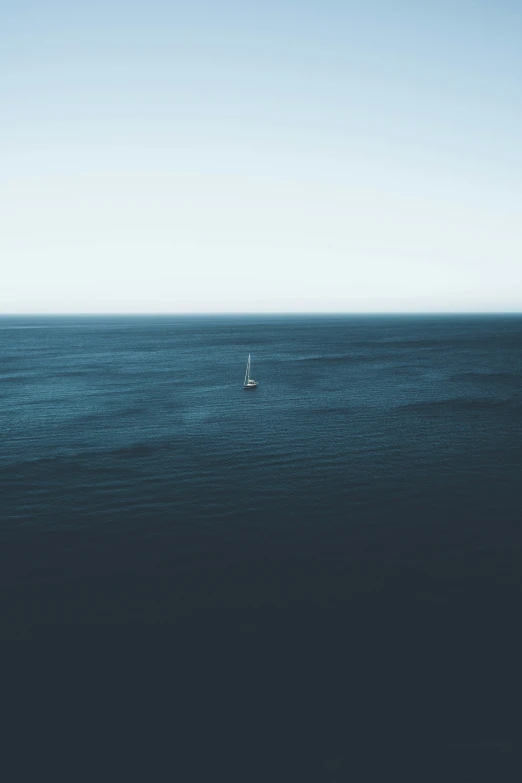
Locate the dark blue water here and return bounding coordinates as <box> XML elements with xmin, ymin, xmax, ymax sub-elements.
<box><xmin>2</xmin><ymin>315</ymin><xmax>522</xmax><ymax>777</ymax></box>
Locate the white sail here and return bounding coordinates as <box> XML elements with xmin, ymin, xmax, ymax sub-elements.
<box><xmin>243</xmin><ymin>354</ymin><xmax>258</xmax><ymax>388</ymax></box>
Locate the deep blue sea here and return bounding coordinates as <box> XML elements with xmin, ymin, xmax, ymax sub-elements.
<box><xmin>2</xmin><ymin>315</ymin><xmax>522</xmax><ymax>778</ymax></box>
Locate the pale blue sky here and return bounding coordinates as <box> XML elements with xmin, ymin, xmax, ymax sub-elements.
<box><xmin>2</xmin><ymin>0</ymin><xmax>521</xmax><ymax>312</ymax></box>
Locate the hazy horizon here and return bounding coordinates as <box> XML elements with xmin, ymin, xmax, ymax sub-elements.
<box><xmin>2</xmin><ymin>310</ymin><xmax>522</xmax><ymax>318</ymax></box>
<box><xmin>3</xmin><ymin>1</ymin><xmax>522</xmax><ymax>314</ymax></box>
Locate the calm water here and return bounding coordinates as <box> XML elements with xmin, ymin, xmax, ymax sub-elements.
<box><xmin>2</xmin><ymin>315</ymin><xmax>522</xmax><ymax>776</ymax></box>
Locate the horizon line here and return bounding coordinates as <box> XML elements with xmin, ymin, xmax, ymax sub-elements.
<box><xmin>2</xmin><ymin>311</ymin><xmax>522</xmax><ymax>317</ymax></box>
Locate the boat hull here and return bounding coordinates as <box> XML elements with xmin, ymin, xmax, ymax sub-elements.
<box><xmin>243</xmin><ymin>381</ymin><xmax>258</xmax><ymax>389</ymax></box>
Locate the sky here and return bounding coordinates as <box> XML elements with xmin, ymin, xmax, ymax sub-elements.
<box><xmin>2</xmin><ymin>0</ymin><xmax>521</xmax><ymax>313</ymax></box>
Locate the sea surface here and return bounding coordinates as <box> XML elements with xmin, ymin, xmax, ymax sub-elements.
<box><xmin>2</xmin><ymin>315</ymin><xmax>522</xmax><ymax>777</ymax></box>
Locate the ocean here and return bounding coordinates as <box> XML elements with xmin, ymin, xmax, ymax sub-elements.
<box><xmin>2</xmin><ymin>315</ymin><xmax>522</xmax><ymax>777</ymax></box>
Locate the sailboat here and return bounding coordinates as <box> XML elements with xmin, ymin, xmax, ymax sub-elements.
<box><xmin>243</xmin><ymin>354</ymin><xmax>258</xmax><ymax>389</ymax></box>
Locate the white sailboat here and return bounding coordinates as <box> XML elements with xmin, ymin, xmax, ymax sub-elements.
<box><xmin>243</xmin><ymin>354</ymin><xmax>258</xmax><ymax>389</ymax></box>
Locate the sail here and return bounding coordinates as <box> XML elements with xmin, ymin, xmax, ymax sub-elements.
<box><xmin>244</xmin><ymin>354</ymin><xmax>250</xmax><ymax>386</ymax></box>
